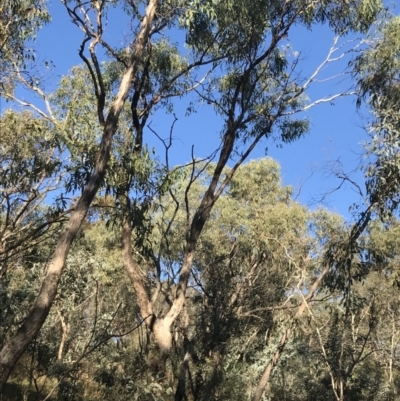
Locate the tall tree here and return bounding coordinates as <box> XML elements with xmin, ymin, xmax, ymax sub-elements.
<box><xmin>118</xmin><ymin>0</ymin><xmax>383</xmax><ymax>355</ymax></box>
<box><xmin>0</xmin><ymin>0</ymin><xmax>160</xmax><ymax>388</ymax></box>
<box><xmin>0</xmin><ymin>0</ymin><xmax>384</xmax><ymax>392</ymax></box>
<box><xmin>252</xmin><ymin>13</ymin><xmax>400</xmax><ymax>401</ymax></box>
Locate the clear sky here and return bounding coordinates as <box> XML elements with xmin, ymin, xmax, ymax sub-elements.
<box><xmin>3</xmin><ymin>0</ymin><xmax>397</xmax><ymax>220</ymax></box>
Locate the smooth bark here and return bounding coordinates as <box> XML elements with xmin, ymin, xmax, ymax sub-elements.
<box><xmin>121</xmin><ymin>129</ymin><xmax>237</xmax><ymax>351</ymax></box>
<box><xmin>0</xmin><ymin>0</ymin><xmax>159</xmax><ymax>389</ymax></box>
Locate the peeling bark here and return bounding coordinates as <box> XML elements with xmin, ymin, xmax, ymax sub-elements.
<box><xmin>0</xmin><ymin>0</ymin><xmax>159</xmax><ymax>390</ymax></box>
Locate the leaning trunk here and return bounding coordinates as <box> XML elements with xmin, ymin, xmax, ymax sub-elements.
<box><xmin>121</xmin><ymin>215</ymin><xmax>177</xmax><ymax>352</ymax></box>
<box><xmin>121</xmin><ymin>217</ymin><xmax>172</xmax><ymax>350</ymax></box>
<box><xmin>0</xmin><ymin>0</ymin><xmax>159</xmax><ymax>389</ymax></box>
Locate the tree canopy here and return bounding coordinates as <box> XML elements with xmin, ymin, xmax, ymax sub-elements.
<box><xmin>2</xmin><ymin>0</ymin><xmax>400</xmax><ymax>400</ymax></box>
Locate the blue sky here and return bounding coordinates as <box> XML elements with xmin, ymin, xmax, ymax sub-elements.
<box><xmin>2</xmin><ymin>0</ymin><xmax>396</xmax><ymax>219</ymax></box>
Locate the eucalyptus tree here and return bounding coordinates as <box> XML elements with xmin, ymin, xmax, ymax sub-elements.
<box><xmin>0</xmin><ymin>125</ymin><xmax>72</xmax><ymax>386</ymax></box>
<box><xmin>0</xmin><ymin>157</ymin><xmax>318</xmax><ymax>400</ymax></box>
<box><xmin>179</xmin><ymin>159</ymin><xmax>312</xmax><ymax>400</ymax></box>
<box><xmin>0</xmin><ymin>110</ymin><xmax>64</xmax><ymax>267</ymax></box>
<box><xmin>355</xmin><ymin>16</ymin><xmax>400</xmax><ymax>216</ymax></box>
<box><xmin>292</xmin><ymin>219</ymin><xmax>400</xmax><ymax>401</ymax></box>
<box><xmin>118</xmin><ymin>0</ymin><xmax>383</xmax><ymax>359</ymax></box>
<box><xmin>248</xmin><ymin>14</ymin><xmax>400</xmax><ymax>401</ymax></box>
<box><xmin>0</xmin><ymin>109</ymin><xmax>68</xmax><ymax>387</ymax></box>
<box><xmin>0</xmin><ymin>0</ymin><xmax>384</xmax><ymax>393</ymax></box>
<box><xmin>0</xmin><ymin>0</ymin><xmax>160</xmax><ymax>389</ymax></box>
<box><xmin>0</xmin><ymin>0</ymin><xmax>50</xmax><ymax>95</ymax></box>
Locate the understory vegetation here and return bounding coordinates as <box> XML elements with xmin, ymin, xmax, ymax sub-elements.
<box><xmin>1</xmin><ymin>0</ymin><xmax>400</xmax><ymax>400</ymax></box>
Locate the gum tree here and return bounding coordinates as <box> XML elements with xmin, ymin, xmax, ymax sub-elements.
<box><xmin>0</xmin><ymin>0</ymin><xmax>160</xmax><ymax>388</ymax></box>
<box><xmin>0</xmin><ymin>0</ymin><xmax>382</xmax><ymax>391</ymax></box>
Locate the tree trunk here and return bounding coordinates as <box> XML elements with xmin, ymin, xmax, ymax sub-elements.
<box><xmin>120</xmin><ymin>130</ymin><xmax>237</xmax><ymax>351</ymax></box>
<box><xmin>252</xmin><ymin>202</ymin><xmax>376</xmax><ymax>401</ymax></box>
<box><xmin>175</xmin><ymin>350</ymin><xmax>191</xmax><ymax>401</ymax></box>
<box><xmin>57</xmin><ymin>310</ymin><xmax>70</xmax><ymax>361</ymax></box>
<box><xmin>252</xmin><ymin>265</ymin><xmax>330</xmax><ymax>401</ymax></box>
<box><xmin>121</xmin><ymin>216</ymin><xmax>175</xmax><ymax>351</ymax></box>
<box><xmin>0</xmin><ymin>0</ymin><xmax>159</xmax><ymax>390</ymax></box>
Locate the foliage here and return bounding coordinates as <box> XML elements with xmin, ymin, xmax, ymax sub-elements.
<box><xmin>2</xmin><ymin>0</ymin><xmax>400</xmax><ymax>399</ymax></box>
<box><xmin>355</xmin><ymin>17</ymin><xmax>400</xmax><ymax>216</ymax></box>
<box><xmin>0</xmin><ymin>0</ymin><xmax>50</xmax><ymax>94</ymax></box>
